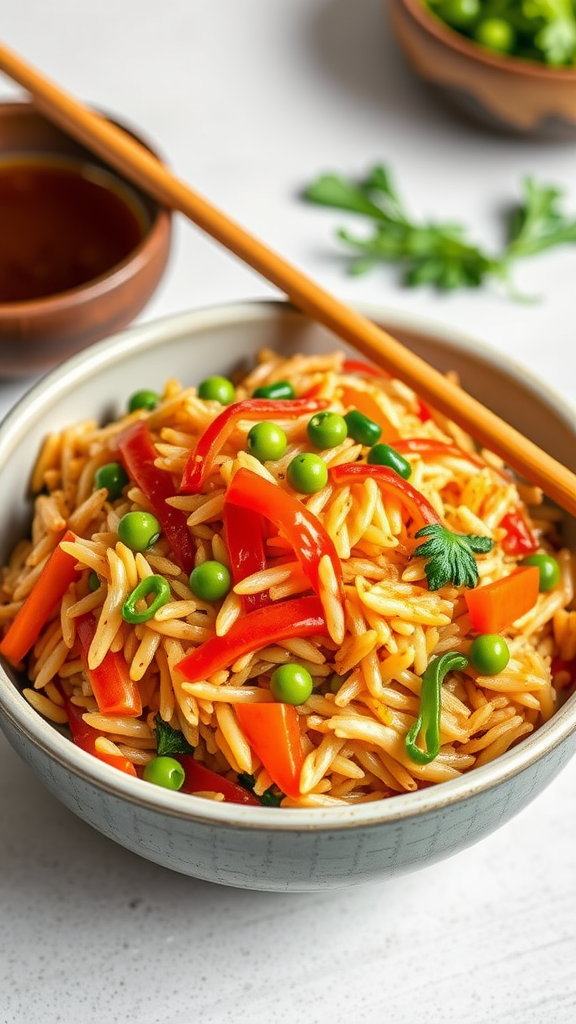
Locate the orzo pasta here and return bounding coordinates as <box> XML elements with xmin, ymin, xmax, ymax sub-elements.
<box><xmin>1</xmin><ymin>349</ymin><xmax>574</xmax><ymax>808</ymax></box>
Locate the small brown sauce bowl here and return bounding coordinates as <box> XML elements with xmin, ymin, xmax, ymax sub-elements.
<box><xmin>387</xmin><ymin>0</ymin><xmax>576</xmax><ymax>137</ymax></box>
<box><xmin>0</xmin><ymin>102</ymin><xmax>172</xmax><ymax>377</ymax></box>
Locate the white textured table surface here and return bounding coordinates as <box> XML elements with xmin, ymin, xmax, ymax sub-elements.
<box><xmin>1</xmin><ymin>2</ymin><xmax>576</xmax><ymax>1022</ymax></box>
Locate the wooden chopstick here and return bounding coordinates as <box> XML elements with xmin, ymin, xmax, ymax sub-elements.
<box><xmin>1</xmin><ymin>38</ymin><xmax>576</xmax><ymax>516</ymax></box>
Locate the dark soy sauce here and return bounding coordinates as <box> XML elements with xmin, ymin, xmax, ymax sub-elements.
<box><xmin>0</xmin><ymin>156</ymin><xmax>149</xmax><ymax>303</ymax></box>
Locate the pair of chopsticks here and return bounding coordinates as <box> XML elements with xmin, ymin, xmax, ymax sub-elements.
<box><xmin>1</xmin><ymin>39</ymin><xmax>575</xmax><ymax>517</ymax></box>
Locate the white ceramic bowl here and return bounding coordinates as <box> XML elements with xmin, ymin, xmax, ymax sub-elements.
<box><xmin>1</xmin><ymin>299</ymin><xmax>576</xmax><ymax>892</ymax></box>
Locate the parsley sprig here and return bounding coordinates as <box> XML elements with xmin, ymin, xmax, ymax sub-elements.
<box><xmin>153</xmin><ymin>713</ymin><xmax>195</xmax><ymax>756</ymax></box>
<box><xmin>413</xmin><ymin>524</ymin><xmax>494</xmax><ymax>591</ymax></box>
<box><xmin>302</xmin><ymin>165</ymin><xmax>576</xmax><ymax>295</ymax></box>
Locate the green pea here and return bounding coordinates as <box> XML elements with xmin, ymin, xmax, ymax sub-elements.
<box><xmin>469</xmin><ymin>634</ymin><xmax>510</xmax><ymax>675</ymax></box>
<box><xmin>128</xmin><ymin>389</ymin><xmax>160</xmax><ymax>413</ymax></box>
<box><xmin>118</xmin><ymin>511</ymin><xmax>161</xmax><ymax>552</ymax></box>
<box><xmin>88</xmin><ymin>570</ymin><xmax>101</xmax><ymax>592</ymax></box>
<box><xmin>474</xmin><ymin>17</ymin><xmax>515</xmax><ymax>52</ymax></box>
<box><xmin>344</xmin><ymin>409</ymin><xmax>382</xmax><ymax>447</ymax></box>
<box><xmin>198</xmin><ymin>375</ymin><xmax>235</xmax><ymax>405</ymax></box>
<box><xmin>94</xmin><ymin>461</ymin><xmax>129</xmax><ymax>501</ymax></box>
<box><xmin>270</xmin><ymin>663</ymin><xmax>314</xmax><ymax>705</ymax></box>
<box><xmin>287</xmin><ymin>452</ymin><xmax>329</xmax><ymax>494</ymax></box>
<box><xmin>438</xmin><ymin>0</ymin><xmax>480</xmax><ymax>28</ymax></box>
<box><xmin>521</xmin><ymin>552</ymin><xmax>561</xmax><ymax>592</ymax></box>
<box><xmin>143</xmin><ymin>755</ymin><xmax>185</xmax><ymax>791</ymax></box>
<box><xmin>247</xmin><ymin>421</ymin><xmax>287</xmax><ymax>462</ymax></box>
<box><xmin>367</xmin><ymin>443</ymin><xmax>412</xmax><ymax>479</ymax></box>
<box><xmin>329</xmin><ymin>672</ymin><xmax>348</xmax><ymax>694</ymax></box>
<box><xmin>189</xmin><ymin>560</ymin><xmax>232</xmax><ymax>602</ymax></box>
<box><xmin>252</xmin><ymin>381</ymin><xmax>295</xmax><ymax>400</ymax></box>
<box><xmin>122</xmin><ymin>574</ymin><xmax>172</xmax><ymax>624</ymax></box>
<box><xmin>307</xmin><ymin>411</ymin><xmax>348</xmax><ymax>449</ymax></box>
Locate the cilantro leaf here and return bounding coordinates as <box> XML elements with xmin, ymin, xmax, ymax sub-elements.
<box><xmin>153</xmin><ymin>713</ymin><xmax>195</xmax><ymax>756</ymax></box>
<box><xmin>303</xmin><ymin>165</ymin><xmax>501</xmax><ymax>292</ymax></box>
<box><xmin>237</xmin><ymin>772</ymin><xmax>284</xmax><ymax>807</ymax></box>
<box><xmin>505</xmin><ymin>177</ymin><xmax>576</xmax><ymax>260</ymax></box>
<box><xmin>302</xmin><ymin>165</ymin><xmax>576</xmax><ymax>297</ymax></box>
<box><xmin>413</xmin><ymin>524</ymin><xmax>494</xmax><ymax>591</ymax></box>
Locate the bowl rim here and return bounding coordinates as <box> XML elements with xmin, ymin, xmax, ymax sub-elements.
<box><xmin>1</xmin><ymin>297</ymin><xmax>575</xmax><ymax>833</ymax></box>
<box><xmin>0</xmin><ymin>100</ymin><xmax>171</xmax><ymax>319</ymax></box>
<box><xmin>393</xmin><ymin>0</ymin><xmax>576</xmax><ymax>80</ymax></box>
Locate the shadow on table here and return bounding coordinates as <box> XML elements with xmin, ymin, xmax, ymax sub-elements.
<box><xmin>302</xmin><ymin>0</ymin><xmax>459</xmax><ymax>129</ymax></box>
<box><xmin>301</xmin><ymin>0</ymin><xmax>541</xmax><ymax>146</ymax></box>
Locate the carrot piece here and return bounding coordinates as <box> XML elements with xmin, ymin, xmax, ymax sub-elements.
<box><xmin>235</xmin><ymin>702</ymin><xmax>303</xmax><ymax>800</ymax></box>
<box><xmin>0</xmin><ymin>529</ymin><xmax>80</xmax><ymax>666</ymax></box>
<box><xmin>340</xmin><ymin>384</ymin><xmax>388</xmax><ymax>432</ymax></box>
<box><xmin>464</xmin><ymin>566</ymin><xmax>540</xmax><ymax>634</ymax></box>
<box><xmin>75</xmin><ymin>612</ymin><xmax>142</xmax><ymax>718</ymax></box>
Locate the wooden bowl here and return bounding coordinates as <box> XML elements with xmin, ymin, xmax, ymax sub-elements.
<box><xmin>0</xmin><ymin>102</ymin><xmax>172</xmax><ymax>377</ymax></box>
<box><xmin>387</xmin><ymin>0</ymin><xmax>576</xmax><ymax>137</ymax></box>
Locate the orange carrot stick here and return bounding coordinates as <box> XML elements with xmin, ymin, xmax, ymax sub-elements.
<box><xmin>235</xmin><ymin>702</ymin><xmax>303</xmax><ymax>800</ymax></box>
<box><xmin>0</xmin><ymin>529</ymin><xmax>80</xmax><ymax>666</ymax></box>
<box><xmin>465</xmin><ymin>565</ymin><xmax>540</xmax><ymax>634</ymax></box>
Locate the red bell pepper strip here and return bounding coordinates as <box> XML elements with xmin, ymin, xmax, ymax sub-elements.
<box><xmin>116</xmin><ymin>420</ymin><xmax>196</xmax><ymax>575</ymax></box>
<box><xmin>551</xmin><ymin>656</ymin><xmax>576</xmax><ymax>691</ymax></box>
<box><xmin>75</xmin><ymin>612</ymin><xmax>142</xmax><ymax>717</ymax></box>
<box><xmin>394</xmin><ymin>437</ymin><xmax>486</xmax><ymax>470</ymax></box>
<box><xmin>464</xmin><ymin>566</ymin><xmax>540</xmax><ymax>634</ymax></box>
<box><xmin>176</xmin><ymin>755</ymin><xmax>261</xmax><ymax>805</ymax></box>
<box><xmin>500</xmin><ymin>508</ymin><xmax>538</xmax><ymax>556</ymax></box>
<box><xmin>64</xmin><ymin>693</ymin><xmax>137</xmax><ymax>777</ymax></box>
<box><xmin>394</xmin><ymin>438</ymin><xmax>514</xmax><ymax>487</ymax></box>
<box><xmin>225</xmin><ymin>468</ymin><xmax>344</xmax><ymax>638</ymax></box>
<box><xmin>0</xmin><ymin>529</ymin><xmax>81</xmax><ymax>666</ymax></box>
<box><xmin>175</xmin><ymin>595</ymin><xmax>328</xmax><ymax>683</ymax></box>
<box><xmin>416</xmin><ymin>399</ymin><xmax>432</xmax><ymax>423</ymax></box>
<box><xmin>392</xmin><ymin>443</ymin><xmax>536</xmax><ymax>557</ymax></box>
<box><xmin>235</xmin><ymin>702</ymin><xmax>303</xmax><ymax>800</ymax></box>
<box><xmin>330</xmin><ymin>463</ymin><xmax>441</xmax><ymax>532</ymax></box>
<box><xmin>180</xmin><ymin>397</ymin><xmax>328</xmax><ymax>495</ymax></box>
<box><xmin>342</xmin><ymin>359</ymin><xmax>383</xmax><ymax>377</ymax></box>
<box><xmin>223</xmin><ymin>502</ymin><xmax>270</xmax><ymax>612</ymax></box>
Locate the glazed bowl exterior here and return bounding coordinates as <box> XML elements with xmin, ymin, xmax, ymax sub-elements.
<box><xmin>1</xmin><ymin>299</ymin><xmax>576</xmax><ymax>891</ymax></box>
<box><xmin>0</xmin><ymin>102</ymin><xmax>172</xmax><ymax>377</ymax></box>
<box><xmin>387</xmin><ymin>0</ymin><xmax>576</xmax><ymax>137</ymax></box>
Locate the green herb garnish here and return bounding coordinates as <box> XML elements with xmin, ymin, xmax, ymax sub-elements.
<box><xmin>414</xmin><ymin>524</ymin><xmax>494</xmax><ymax>590</ymax></box>
<box><xmin>302</xmin><ymin>165</ymin><xmax>576</xmax><ymax>296</ymax></box>
<box><xmin>237</xmin><ymin>772</ymin><xmax>284</xmax><ymax>807</ymax></box>
<box><xmin>153</xmin><ymin>713</ymin><xmax>195</xmax><ymax>756</ymax></box>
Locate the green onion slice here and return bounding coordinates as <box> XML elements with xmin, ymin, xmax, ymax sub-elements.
<box><xmin>405</xmin><ymin>650</ymin><xmax>468</xmax><ymax>765</ymax></box>
<box><xmin>122</xmin><ymin>574</ymin><xmax>172</xmax><ymax>624</ymax></box>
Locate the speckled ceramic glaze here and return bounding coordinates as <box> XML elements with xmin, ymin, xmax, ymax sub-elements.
<box><xmin>388</xmin><ymin>0</ymin><xmax>576</xmax><ymax>137</ymax></box>
<box><xmin>1</xmin><ymin>301</ymin><xmax>576</xmax><ymax>891</ymax></box>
